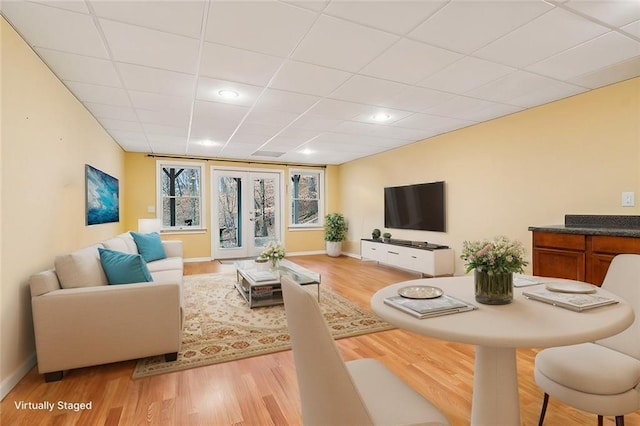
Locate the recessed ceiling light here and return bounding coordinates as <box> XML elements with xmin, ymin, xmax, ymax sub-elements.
<box><xmin>300</xmin><ymin>148</ymin><xmax>314</xmax><ymax>155</ymax></box>
<box><xmin>372</xmin><ymin>113</ymin><xmax>391</xmax><ymax>122</ymax></box>
<box><xmin>218</xmin><ymin>89</ymin><xmax>239</xmax><ymax>99</ymax></box>
<box><xmin>198</xmin><ymin>139</ymin><xmax>218</xmax><ymax>147</ymax></box>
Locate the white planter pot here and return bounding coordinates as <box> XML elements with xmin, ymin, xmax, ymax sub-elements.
<box><xmin>326</xmin><ymin>241</ymin><xmax>343</xmax><ymax>257</ymax></box>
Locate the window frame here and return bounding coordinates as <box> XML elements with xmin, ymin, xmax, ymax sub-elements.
<box><xmin>288</xmin><ymin>168</ymin><xmax>325</xmax><ymax>230</ymax></box>
<box><xmin>156</xmin><ymin>160</ymin><xmax>205</xmax><ymax>232</ymax></box>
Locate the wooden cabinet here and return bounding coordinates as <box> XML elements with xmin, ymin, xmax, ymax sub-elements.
<box><xmin>360</xmin><ymin>240</ymin><xmax>454</xmax><ymax>277</ymax></box>
<box><xmin>531</xmin><ymin>231</ymin><xmax>640</xmax><ymax>286</ymax></box>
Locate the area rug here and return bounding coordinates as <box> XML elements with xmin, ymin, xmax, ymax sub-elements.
<box><xmin>132</xmin><ymin>270</ymin><xmax>393</xmax><ymax>378</ymax></box>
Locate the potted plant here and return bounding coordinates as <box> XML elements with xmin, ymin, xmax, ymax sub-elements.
<box><xmin>371</xmin><ymin>228</ymin><xmax>381</xmax><ymax>240</ymax></box>
<box><xmin>324</xmin><ymin>213</ymin><xmax>348</xmax><ymax>257</ymax></box>
<box><xmin>382</xmin><ymin>232</ymin><xmax>392</xmax><ymax>243</ymax></box>
<box><xmin>460</xmin><ymin>236</ymin><xmax>528</xmax><ymax>305</ymax></box>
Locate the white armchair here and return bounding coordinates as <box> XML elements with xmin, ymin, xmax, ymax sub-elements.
<box><xmin>281</xmin><ymin>275</ymin><xmax>450</xmax><ymax>426</ymax></box>
<box><xmin>534</xmin><ymin>254</ymin><xmax>640</xmax><ymax>426</ymax></box>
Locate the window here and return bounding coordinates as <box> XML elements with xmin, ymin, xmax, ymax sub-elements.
<box><xmin>289</xmin><ymin>168</ymin><xmax>324</xmax><ymax>228</ymax></box>
<box><xmin>157</xmin><ymin>161</ymin><xmax>204</xmax><ymax>230</ymax></box>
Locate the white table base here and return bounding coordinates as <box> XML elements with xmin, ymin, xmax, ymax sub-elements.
<box><xmin>472</xmin><ymin>346</ymin><xmax>520</xmax><ymax>426</ymax></box>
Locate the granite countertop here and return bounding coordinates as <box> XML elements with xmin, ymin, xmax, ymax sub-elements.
<box><xmin>529</xmin><ymin>215</ymin><xmax>640</xmax><ymax>238</ymax></box>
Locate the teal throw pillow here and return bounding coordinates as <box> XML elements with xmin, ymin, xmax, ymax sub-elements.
<box><xmin>98</xmin><ymin>248</ymin><xmax>153</xmax><ymax>285</ymax></box>
<box><xmin>130</xmin><ymin>231</ymin><xmax>167</xmax><ymax>262</ymax></box>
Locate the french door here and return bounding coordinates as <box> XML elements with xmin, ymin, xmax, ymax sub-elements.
<box><xmin>212</xmin><ymin>168</ymin><xmax>283</xmax><ymax>259</ymax></box>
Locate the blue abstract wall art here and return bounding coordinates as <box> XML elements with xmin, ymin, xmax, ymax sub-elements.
<box><xmin>86</xmin><ymin>164</ymin><xmax>119</xmax><ymax>225</ymax></box>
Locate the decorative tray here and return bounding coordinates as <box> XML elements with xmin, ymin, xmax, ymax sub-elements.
<box><xmin>398</xmin><ymin>285</ymin><xmax>444</xmax><ymax>299</ymax></box>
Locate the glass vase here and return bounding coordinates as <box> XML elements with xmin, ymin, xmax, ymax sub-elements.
<box><xmin>474</xmin><ymin>270</ymin><xmax>513</xmax><ymax>305</ymax></box>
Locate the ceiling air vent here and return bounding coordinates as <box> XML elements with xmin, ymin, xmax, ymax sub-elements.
<box><xmin>252</xmin><ymin>150</ymin><xmax>285</xmax><ymax>158</ymax></box>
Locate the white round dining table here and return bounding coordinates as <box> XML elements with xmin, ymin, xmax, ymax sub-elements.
<box><xmin>371</xmin><ymin>276</ymin><xmax>635</xmax><ymax>426</ymax></box>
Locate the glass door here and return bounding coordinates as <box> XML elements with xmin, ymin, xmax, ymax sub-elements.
<box><xmin>212</xmin><ymin>168</ymin><xmax>282</xmax><ymax>259</ymax></box>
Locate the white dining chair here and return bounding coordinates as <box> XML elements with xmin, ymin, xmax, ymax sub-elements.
<box><xmin>534</xmin><ymin>254</ymin><xmax>640</xmax><ymax>426</ymax></box>
<box><xmin>280</xmin><ymin>275</ymin><xmax>450</xmax><ymax>426</ymax></box>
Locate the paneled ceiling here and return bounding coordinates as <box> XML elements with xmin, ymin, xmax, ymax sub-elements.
<box><xmin>3</xmin><ymin>0</ymin><xmax>640</xmax><ymax>165</ymax></box>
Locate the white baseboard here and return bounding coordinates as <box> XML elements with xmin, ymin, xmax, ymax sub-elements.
<box><xmin>1</xmin><ymin>352</ymin><xmax>37</xmax><ymax>401</ymax></box>
<box><xmin>184</xmin><ymin>257</ymin><xmax>212</xmax><ymax>263</ymax></box>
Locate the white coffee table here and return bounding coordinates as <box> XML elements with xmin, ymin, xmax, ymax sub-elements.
<box><xmin>235</xmin><ymin>258</ymin><xmax>321</xmax><ymax>308</ymax></box>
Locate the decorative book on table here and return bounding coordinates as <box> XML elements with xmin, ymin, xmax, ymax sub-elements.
<box><xmin>523</xmin><ymin>289</ymin><xmax>618</xmax><ymax>312</ymax></box>
<box><xmin>384</xmin><ymin>294</ymin><xmax>477</xmax><ymax>319</ymax></box>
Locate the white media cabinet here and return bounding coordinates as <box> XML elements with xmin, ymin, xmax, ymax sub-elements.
<box><xmin>361</xmin><ymin>239</ymin><xmax>454</xmax><ymax>277</ymax></box>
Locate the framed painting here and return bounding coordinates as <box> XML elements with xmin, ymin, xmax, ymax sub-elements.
<box><xmin>85</xmin><ymin>164</ymin><xmax>119</xmax><ymax>225</ymax></box>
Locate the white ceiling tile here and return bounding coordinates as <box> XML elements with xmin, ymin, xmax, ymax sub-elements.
<box><xmin>100</xmin><ymin>19</ymin><xmax>200</xmax><ymax>74</ymax></box>
<box><xmin>283</xmin><ymin>1</ymin><xmax>330</xmax><ymax>12</ymax></box>
<box><xmin>244</xmin><ymin>108</ymin><xmax>299</xmax><ymax>126</ymax></box>
<box><xmin>292</xmin><ymin>15</ymin><xmax>399</xmax><ymax>72</ymax></box>
<box><xmin>187</xmin><ymin>143</ymin><xmax>225</xmax><ymax>157</ymax></box>
<box><xmin>98</xmin><ymin>118</ymin><xmax>143</xmax><ymax>132</ymax></box>
<box><xmin>378</xmin><ymin>86</ymin><xmax>455</xmax><ymax>112</ymax></box>
<box><xmin>147</xmin><ymin>134</ymin><xmax>188</xmax><ymax>145</ymax></box>
<box><xmin>418</xmin><ymin>56</ymin><xmax>515</xmax><ymax>95</ymax></box>
<box><xmin>527</xmin><ymin>32</ymin><xmax>640</xmax><ymax>80</ymax></box>
<box><xmin>330</xmin><ymin>75</ymin><xmax>407</xmax><ymax>106</ymax></box>
<box><xmin>200</xmin><ymin>42</ymin><xmax>284</xmax><ymax>86</ymax></box>
<box><xmin>128</xmin><ymin>91</ymin><xmax>192</xmax><ymax>111</ymax></box>
<box><xmin>142</xmin><ymin>123</ymin><xmax>188</xmax><ymax>138</ymax></box>
<box><xmin>253</xmin><ymin>89</ymin><xmax>320</xmax><ymax>114</ymax></box>
<box><xmin>468</xmin><ymin>71</ymin><xmax>568</xmax><ymax>104</ymax></box>
<box><xmin>205</xmin><ymin>0</ymin><xmax>317</xmax><ymax>57</ymax></box>
<box><xmin>425</xmin><ymin>96</ymin><xmax>504</xmax><ymax>121</ymax></box>
<box><xmin>32</xmin><ymin>1</ymin><xmax>90</xmax><ymax>14</ymax></box>
<box><xmin>107</xmin><ymin>129</ymin><xmax>148</xmax><ymax>142</ymax></box>
<box><xmin>286</xmin><ymin>114</ymin><xmax>343</xmax><ymax>131</ymax></box>
<box><xmin>409</xmin><ymin>0</ymin><xmax>552</xmax><ymax>54</ymax></box>
<box><xmin>90</xmin><ymin>0</ymin><xmax>205</xmax><ymax>38</ymax></box>
<box><xmin>1</xmin><ymin>1</ymin><xmax>109</xmax><ymax>58</ymax></box>
<box><xmin>563</xmin><ymin>0</ymin><xmax>640</xmax><ymax>27</ymax></box>
<box><xmin>228</xmin><ymin>125</ymin><xmax>281</xmax><ymax>145</ymax></box>
<box><xmin>475</xmin><ymin>8</ymin><xmax>610</xmax><ymax>68</ymax></box>
<box><xmin>508</xmin><ymin>81</ymin><xmax>587</xmax><ymax>108</ymax></box>
<box><xmin>361</xmin><ymin>39</ymin><xmax>462</xmax><ymax>84</ymax></box>
<box><xmin>393</xmin><ymin>112</ymin><xmax>474</xmax><ymax>132</ymax></box>
<box><xmin>269</xmin><ymin>60</ymin><xmax>352</xmax><ymax>96</ymax></box>
<box><xmin>137</xmin><ymin>108</ymin><xmax>191</xmax><ymax>128</ymax></box>
<box><xmin>306</xmin><ymin>99</ymin><xmax>371</xmax><ymax>120</ymax></box>
<box><xmin>35</xmin><ymin>48</ymin><xmax>121</xmax><ymax>86</ymax></box>
<box><xmin>83</xmin><ymin>103</ymin><xmax>137</xmax><ymax>121</ymax></box>
<box><xmin>570</xmin><ymin>55</ymin><xmax>640</xmax><ymax>89</ymax></box>
<box><xmin>623</xmin><ymin>20</ymin><xmax>640</xmax><ymax>38</ymax></box>
<box><xmin>196</xmin><ymin>77</ymin><xmax>263</xmax><ymax>106</ymax></box>
<box><xmin>117</xmin><ymin>63</ymin><xmax>195</xmax><ymax>97</ymax></box>
<box><xmin>324</xmin><ymin>1</ymin><xmax>445</xmax><ymax>35</ymax></box>
<box><xmin>117</xmin><ymin>140</ymin><xmax>152</xmax><ymax>153</ymax></box>
<box><xmin>192</xmin><ymin>99</ymin><xmax>249</xmax><ymax>125</ymax></box>
<box><xmin>64</xmin><ymin>81</ymin><xmax>131</xmax><ymax>106</ymax></box>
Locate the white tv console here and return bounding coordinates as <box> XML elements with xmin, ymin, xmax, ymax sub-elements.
<box><xmin>361</xmin><ymin>239</ymin><xmax>454</xmax><ymax>277</ymax></box>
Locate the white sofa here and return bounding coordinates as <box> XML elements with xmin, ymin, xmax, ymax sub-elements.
<box><xmin>29</xmin><ymin>232</ymin><xmax>183</xmax><ymax>382</ymax></box>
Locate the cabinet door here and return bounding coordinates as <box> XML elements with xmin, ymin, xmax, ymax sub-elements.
<box><xmin>385</xmin><ymin>246</ymin><xmax>414</xmax><ymax>271</ymax></box>
<box><xmin>361</xmin><ymin>241</ymin><xmax>385</xmax><ymax>262</ymax></box>
<box><xmin>587</xmin><ymin>254</ymin><xmax>616</xmax><ymax>286</ymax></box>
<box><xmin>533</xmin><ymin>248</ymin><xmax>585</xmax><ymax>281</ymax></box>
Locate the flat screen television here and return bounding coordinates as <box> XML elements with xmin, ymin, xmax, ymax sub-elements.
<box><xmin>384</xmin><ymin>181</ymin><xmax>445</xmax><ymax>232</ymax></box>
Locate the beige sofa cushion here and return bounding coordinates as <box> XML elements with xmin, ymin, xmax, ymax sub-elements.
<box><xmin>54</xmin><ymin>244</ymin><xmax>108</xmax><ymax>289</ymax></box>
<box><xmin>102</xmin><ymin>233</ymin><xmax>138</xmax><ymax>254</ymax></box>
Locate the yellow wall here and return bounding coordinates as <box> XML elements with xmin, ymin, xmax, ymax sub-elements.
<box><xmin>124</xmin><ymin>154</ymin><xmax>339</xmax><ymax>257</ymax></box>
<box><xmin>339</xmin><ymin>77</ymin><xmax>640</xmax><ymax>274</ymax></box>
<box><xmin>1</xmin><ymin>18</ymin><xmax>125</xmax><ymax>396</ymax></box>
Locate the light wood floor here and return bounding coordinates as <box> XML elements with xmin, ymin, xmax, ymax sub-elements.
<box><xmin>2</xmin><ymin>255</ymin><xmax>638</xmax><ymax>425</ymax></box>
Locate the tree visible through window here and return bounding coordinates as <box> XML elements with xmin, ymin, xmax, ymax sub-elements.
<box><xmin>158</xmin><ymin>162</ymin><xmax>203</xmax><ymax>229</ymax></box>
<box><xmin>290</xmin><ymin>169</ymin><xmax>324</xmax><ymax>227</ymax></box>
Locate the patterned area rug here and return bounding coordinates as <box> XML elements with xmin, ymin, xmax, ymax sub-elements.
<box><xmin>132</xmin><ymin>270</ymin><xmax>393</xmax><ymax>378</ymax></box>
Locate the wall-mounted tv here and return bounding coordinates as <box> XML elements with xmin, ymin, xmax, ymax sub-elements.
<box><xmin>384</xmin><ymin>181</ymin><xmax>445</xmax><ymax>232</ymax></box>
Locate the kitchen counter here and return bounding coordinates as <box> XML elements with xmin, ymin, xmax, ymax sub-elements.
<box><xmin>528</xmin><ymin>214</ymin><xmax>640</xmax><ymax>238</ymax></box>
